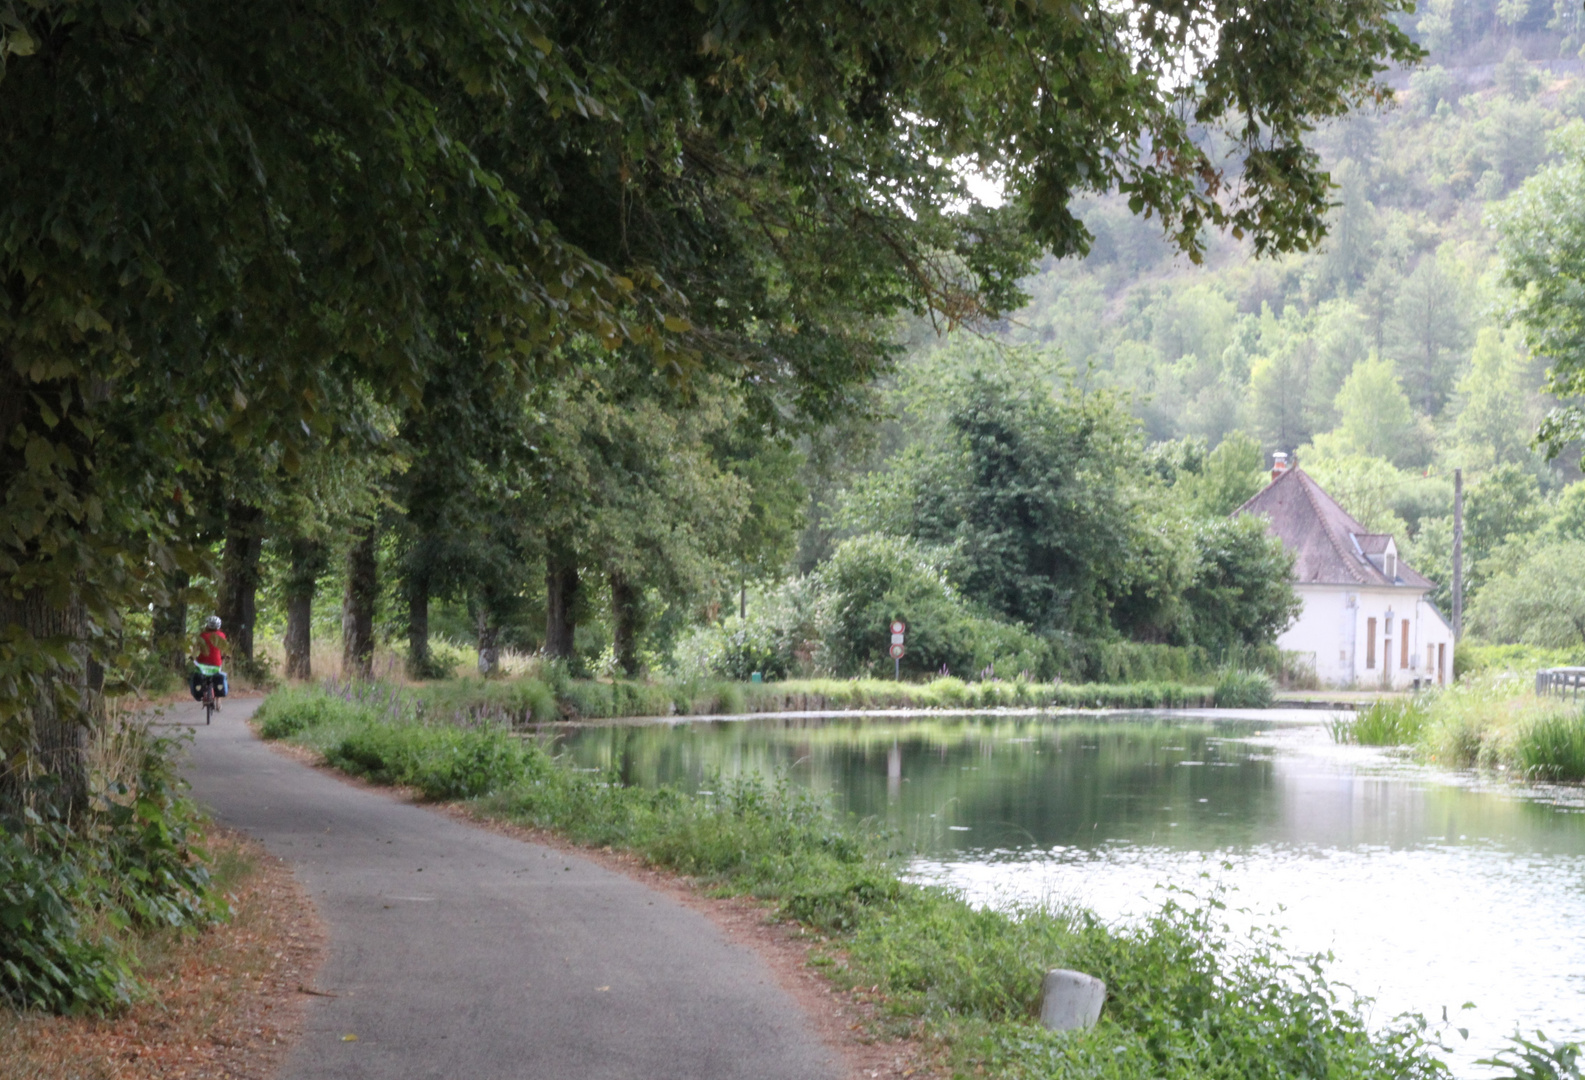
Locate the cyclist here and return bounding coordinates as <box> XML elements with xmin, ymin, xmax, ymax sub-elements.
<box><xmin>190</xmin><ymin>615</ymin><xmax>230</xmax><ymax>704</ymax></box>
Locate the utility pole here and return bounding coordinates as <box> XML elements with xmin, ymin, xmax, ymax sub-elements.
<box><xmin>1452</xmin><ymin>467</ymin><xmax>1463</xmax><ymax>640</ymax></box>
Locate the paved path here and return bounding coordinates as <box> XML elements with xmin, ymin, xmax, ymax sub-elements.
<box><xmin>176</xmin><ymin>698</ymin><xmax>841</xmax><ymax>1080</ymax></box>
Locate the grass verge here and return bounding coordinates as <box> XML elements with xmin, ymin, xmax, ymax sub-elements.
<box><xmin>1330</xmin><ymin>672</ymin><xmax>1585</xmax><ymax>781</ymax></box>
<box><xmin>257</xmin><ymin>683</ymin><xmax>1455</xmax><ymax>1080</ymax></box>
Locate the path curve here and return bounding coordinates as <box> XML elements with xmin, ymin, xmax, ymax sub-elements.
<box><xmin>176</xmin><ymin>698</ymin><xmax>842</xmax><ymax>1080</ymax></box>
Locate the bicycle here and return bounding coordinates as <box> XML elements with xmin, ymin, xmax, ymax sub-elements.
<box><xmin>192</xmin><ymin>661</ymin><xmax>225</xmax><ymax>725</ymax></box>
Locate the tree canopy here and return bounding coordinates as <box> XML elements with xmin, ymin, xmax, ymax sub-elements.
<box><xmin>3</xmin><ymin>0</ymin><xmax>1423</xmax><ymax>799</ymax></box>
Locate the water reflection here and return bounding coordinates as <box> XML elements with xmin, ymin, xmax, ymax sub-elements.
<box><xmin>551</xmin><ymin>712</ymin><xmax>1585</xmax><ymax>1066</ymax></box>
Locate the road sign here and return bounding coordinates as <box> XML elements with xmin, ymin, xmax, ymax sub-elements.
<box><xmin>890</xmin><ymin>620</ymin><xmax>906</xmax><ymax>635</ymax></box>
<box><xmin>891</xmin><ymin>632</ymin><xmax>905</xmax><ymax>644</ymax></box>
<box><xmin>889</xmin><ymin>643</ymin><xmax>905</xmax><ymax>659</ymax></box>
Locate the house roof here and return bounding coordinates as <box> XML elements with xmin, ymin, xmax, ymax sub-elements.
<box><xmin>1233</xmin><ymin>466</ymin><xmax>1434</xmax><ymax>589</ymax></box>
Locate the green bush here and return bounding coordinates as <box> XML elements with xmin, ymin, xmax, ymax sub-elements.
<box><xmin>256</xmin><ymin>687</ymin><xmax>366</xmax><ymax>738</ymax></box>
<box><xmin>1455</xmin><ymin>640</ymin><xmax>1583</xmax><ymax>677</ymax></box>
<box><xmin>325</xmin><ymin>723</ymin><xmax>532</xmax><ymax>800</ymax></box>
<box><xmin>956</xmin><ymin>894</ymin><xmax>1445</xmax><ymax>1080</ymax></box>
<box><xmin>814</xmin><ymin>534</ymin><xmax>1053</xmax><ymax>680</ymax></box>
<box><xmin>1</xmin><ymin>727</ymin><xmax>223</xmax><ymax>1013</ymax></box>
<box><xmin>0</xmin><ymin>820</ymin><xmax>135</xmax><ymax>1013</ymax></box>
<box><xmin>1093</xmin><ymin>642</ymin><xmax>1207</xmax><ymax>684</ymax></box>
<box><xmin>1212</xmin><ymin>668</ymin><xmax>1275</xmax><ymax>708</ymax></box>
<box><xmin>673</xmin><ymin>578</ymin><xmax>822</xmax><ymax>681</ymax></box>
<box><xmin>1479</xmin><ymin>1032</ymin><xmax>1583</xmax><ymax>1080</ymax></box>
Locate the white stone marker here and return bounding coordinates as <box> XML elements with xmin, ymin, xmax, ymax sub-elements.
<box><xmin>1040</xmin><ymin>969</ymin><xmax>1106</xmax><ymax>1030</ymax></box>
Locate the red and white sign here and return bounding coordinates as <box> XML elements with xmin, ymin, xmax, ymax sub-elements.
<box><xmin>890</xmin><ymin>620</ymin><xmax>906</xmax><ymax>635</ymax></box>
<box><xmin>889</xmin><ymin>644</ymin><xmax>905</xmax><ymax>659</ymax></box>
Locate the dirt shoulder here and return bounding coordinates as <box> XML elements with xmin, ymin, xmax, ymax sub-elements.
<box><xmin>0</xmin><ymin>829</ymin><xmax>326</xmax><ymax>1080</ymax></box>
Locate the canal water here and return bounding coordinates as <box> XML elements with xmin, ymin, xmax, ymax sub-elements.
<box><xmin>549</xmin><ymin>709</ymin><xmax>1585</xmax><ymax>1069</ymax></box>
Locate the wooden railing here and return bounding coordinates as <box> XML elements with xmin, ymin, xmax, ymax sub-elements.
<box><xmin>1536</xmin><ymin>667</ymin><xmax>1585</xmax><ymax>697</ymax></box>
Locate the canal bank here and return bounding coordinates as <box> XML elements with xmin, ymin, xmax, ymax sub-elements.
<box><xmin>255</xmin><ymin>684</ymin><xmax>1577</xmax><ymax>1076</ymax></box>
<box><xmin>551</xmin><ymin>707</ymin><xmax>1585</xmax><ymax>1068</ymax></box>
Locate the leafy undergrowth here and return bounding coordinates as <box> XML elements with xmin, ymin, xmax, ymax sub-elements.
<box><xmin>259</xmin><ymin>686</ymin><xmax>1476</xmax><ymax>1080</ymax></box>
<box><xmin>1</xmin><ymin>831</ymin><xmax>322</xmax><ymax>1079</ymax></box>
<box><xmin>1</xmin><ymin>723</ymin><xmax>227</xmax><ymax>1013</ymax></box>
<box><xmin>1330</xmin><ymin>673</ymin><xmax>1585</xmax><ymax>781</ymax></box>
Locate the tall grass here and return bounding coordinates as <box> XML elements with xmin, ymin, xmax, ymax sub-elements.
<box><xmin>1211</xmin><ymin>668</ymin><xmax>1275</xmax><ymax>708</ymax></box>
<box><xmin>1333</xmin><ymin>697</ymin><xmax>1433</xmax><ymax>747</ymax></box>
<box><xmin>255</xmin><ymin>686</ymin><xmax>1452</xmax><ymax>1080</ymax></box>
<box><xmin>1513</xmin><ymin>712</ymin><xmax>1585</xmax><ymax>781</ymax></box>
<box><xmin>259</xmin><ymin>672</ymin><xmax>1223</xmax><ymax>734</ymax></box>
<box><xmin>1328</xmin><ymin>673</ymin><xmax>1585</xmax><ymax>782</ymax></box>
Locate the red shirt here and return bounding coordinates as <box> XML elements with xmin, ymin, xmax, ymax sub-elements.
<box><xmin>197</xmin><ymin>630</ymin><xmax>227</xmax><ymax>666</ymax></box>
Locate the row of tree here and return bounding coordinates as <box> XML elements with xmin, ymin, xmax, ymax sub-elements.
<box><xmin>0</xmin><ymin>0</ymin><xmax>1433</xmax><ymax>806</ymax></box>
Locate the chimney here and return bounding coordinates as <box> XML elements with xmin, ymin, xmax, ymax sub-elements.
<box><xmin>1271</xmin><ymin>451</ymin><xmax>1289</xmax><ymax>482</ymax></box>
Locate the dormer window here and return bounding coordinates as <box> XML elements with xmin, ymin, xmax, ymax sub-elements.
<box><xmin>1385</xmin><ymin>550</ymin><xmax>1397</xmax><ymax>580</ymax></box>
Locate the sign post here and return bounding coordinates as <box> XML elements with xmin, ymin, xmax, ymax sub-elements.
<box><xmin>889</xmin><ymin>620</ymin><xmax>906</xmax><ymax>680</ymax></box>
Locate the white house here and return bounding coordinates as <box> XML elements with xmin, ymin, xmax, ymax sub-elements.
<box><xmin>1235</xmin><ymin>456</ymin><xmax>1454</xmax><ymax>689</ymax></box>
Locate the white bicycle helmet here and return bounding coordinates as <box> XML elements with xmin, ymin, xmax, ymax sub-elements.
<box><xmin>204</xmin><ymin>615</ymin><xmax>222</xmax><ymax>631</ymax></box>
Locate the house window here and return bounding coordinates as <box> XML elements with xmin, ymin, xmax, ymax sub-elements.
<box><xmin>1366</xmin><ymin>618</ymin><xmax>1377</xmax><ymax>669</ymax></box>
<box><xmin>1438</xmin><ymin>643</ymin><xmax>1446</xmax><ymax>685</ymax></box>
<box><xmin>1427</xmin><ymin>645</ymin><xmax>1435</xmax><ymax>675</ymax></box>
<box><xmin>1401</xmin><ymin>621</ymin><xmax>1410</xmax><ymax>669</ymax></box>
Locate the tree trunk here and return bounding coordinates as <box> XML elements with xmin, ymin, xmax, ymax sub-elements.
<box><xmin>476</xmin><ymin>604</ymin><xmax>501</xmax><ymax>676</ymax></box>
<box><xmin>0</xmin><ymin>588</ymin><xmax>91</xmax><ymax>810</ymax></box>
<box><xmin>544</xmin><ymin>542</ymin><xmax>580</xmax><ymax>660</ymax></box>
<box><xmin>283</xmin><ymin>537</ymin><xmax>324</xmax><ymax>681</ymax></box>
<box><xmin>342</xmin><ymin>525</ymin><xmax>378</xmax><ymax>679</ymax></box>
<box><xmin>152</xmin><ymin>569</ymin><xmax>191</xmax><ymax>671</ymax></box>
<box><xmin>0</xmin><ymin>358</ymin><xmax>92</xmax><ymax>810</ymax></box>
<box><xmin>218</xmin><ymin>500</ymin><xmax>265</xmax><ymax>660</ymax></box>
<box><xmin>406</xmin><ymin>570</ymin><xmax>432</xmax><ymax>679</ymax></box>
<box><xmin>611</xmin><ymin>570</ymin><xmax>642</xmax><ymax>677</ymax></box>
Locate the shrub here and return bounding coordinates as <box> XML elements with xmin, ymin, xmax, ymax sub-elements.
<box><xmin>672</xmin><ymin>578</ymin><xmax>823</xmax><ymax>681</ymax></box>
<box><xmin>1093</xmin><ymin>642</ymin><xmax>1207</xmax><ymax>684</ymax></box>
<box><xmin>1456</xmin><ymin>641</ymin><xmax>1583</xmax><ymax>677</ymax></box>
<box><xmin>408</xmin><ymin>636</ymin><xmax>473</xmax><ymax>679</ymax></box>
<box><xmin>1</xmin><ymin>725</ymin><xmax>223</xmax><ymax>1013</ymax></box>
<box><xmin>0</xmin><ymin>820</ymin><xmax>135</xmax><ymax>1013</ymax></box>
<box><xmin>815</xmin><ymin>534</ymin><xmax>1053</xmax><ymax>680</ymax></box>
<box><xmin>1479</xmin><ymin>1032</ymin><xmax>1583</xmax><ymax>1080</ymax></box>
<box><xmin>1212</xmin><ymin>668</ymin><xmax>1275</xmax><ymax>708</ymax></box>
<box><xmin>256</xmin><ymin>687</ymin><xmax>364</xmax><ymax>738</ymax></box>
<box><xmin>325</xmin><ymin>723</ymin><xmax>531</xmax><ymax>800</ymax></box>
